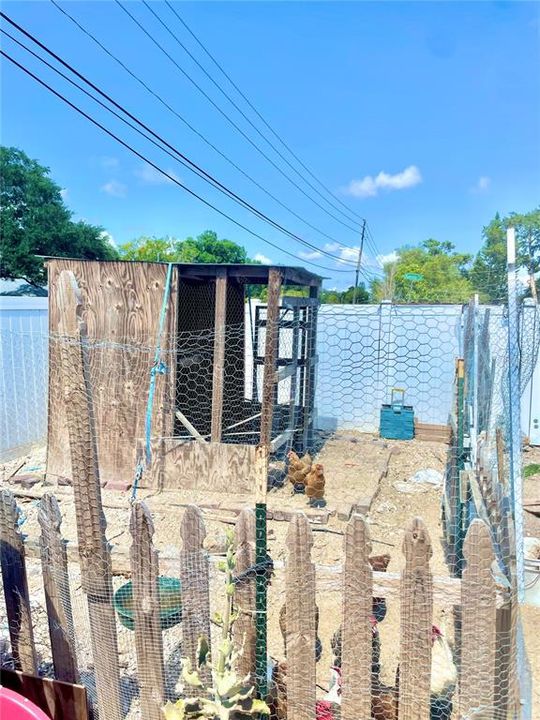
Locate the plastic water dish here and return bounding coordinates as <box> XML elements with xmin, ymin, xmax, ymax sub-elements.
<box><xmin>114</xmin><ymin>576</ymin><xmax>182</xmax><ymax>630</ymax></box>
<box><xmin>0</xmin><ymin>687</ymin><xmax>52</xmax><ymax>720</ymax></box>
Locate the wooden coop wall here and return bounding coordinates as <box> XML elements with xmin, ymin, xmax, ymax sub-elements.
<box><xmin>47</xmin><ymin>260</ymin><xmax>178</xmax><ymax>486</ymax></box>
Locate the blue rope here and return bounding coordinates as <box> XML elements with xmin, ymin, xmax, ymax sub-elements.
<box><xmin>131</xmin><ymin>262</ymin><xmax>174</xmax><ymax>502</ymax></box>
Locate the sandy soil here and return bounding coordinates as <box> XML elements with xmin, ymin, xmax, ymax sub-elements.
<box><xmin>1</xmin><ymin>436</ymin><xmax>538</xmax><ymax>717</ymax></box>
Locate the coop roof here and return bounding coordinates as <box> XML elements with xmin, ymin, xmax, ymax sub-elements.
<box><xmin>45</xmin><ymin>258</ymin><xmax>323</xmax><ymax>286</ymax></box>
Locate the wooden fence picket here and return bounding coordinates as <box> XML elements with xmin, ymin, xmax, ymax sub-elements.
<box><xmin>341</xmin><ymin>514</ymin><xmax>373</xmax><ymax>720</ymax></box>
<box><xmin>56</xmin><ymin>269</ymin><xmax>122</xmax><ymax>720</ymax></box>
<box><xmin>285</xmin><ymin>512</ymin><xmax>316</xmax><ymax>720</ymax></box>
<box><xmin>0</xmin><ymin>489</ymin><xmax>37</xmax><ymax>674</ymax></box>
<box><xmin>398</xmin><ymin>517</ymin><xmax>433</xmax><ymax>720</ymax></box>
<box><xmin>460</xmin><ymin>519</ymin><xmax>497</xmax><ymax>716</ymax></box>
<box><xmin>129</xmin><ymin>500</ymin><xmax>165</xmax><ymax>720</ymax></box>
<box><xmin>38</xmin><ymin>493</ymin><xmax>79</xmax><ymax>683</ymax></box>
<box><xmin>179</xmin><ymin>504</ymin><xmax>211</xmax><ymax>691</ymax></box>
<box><xmin>233</xmin><ymin>507</ymin><xmax>257</xmax><ymax>678</ymax></box>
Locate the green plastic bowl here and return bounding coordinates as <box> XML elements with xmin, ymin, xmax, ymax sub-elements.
<box><xmin>114</xmin><ymin>576</ymin><xmax>182</xmax><ymax>631</ymax></box>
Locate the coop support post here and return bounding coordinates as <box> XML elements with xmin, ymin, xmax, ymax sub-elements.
<box><xmin>38</xmin><ymin>493</ymin><xmax>79</xmax><ymax>684</ymax></box>
<box><xmin>302</xmin><ymin>284</ymin><xmax>319</xmax><ymax>452</ymax></box>
<box><xmin>56</xmin><ymin>269</ymin><xmax>122</xmax><ymax>720</ymax></box>
<box><xmin>260</xmin><ymin>268</ymin><xmax>282</xmax><ymax>449</ymax></box>
<box><xmin>398</xmin><ymin>518</ymin><xmax>433</xmax><ymax>720</ymax></box>
<box><xmin>254</xmin><ymin>445</ymin><xmax>268</xmax><ymax>698</ymax></box>
<box><xmin>454</xmin><ymin>357</ymin><xmax>466</xmax><ymax>575</ymax></box>
<box><xmin>0</xmin><ymin>490</ymin><xmax>37</xmax><ymax>674</ymax></box>
<box><xmin>129</xmin><ymin>501</ymin><xmax>165</xmax><ymax>720</ymax></box>
<box><xmin>211</xmin><ymin>268</ymin><xmax>227</xmax><ymax>442</ymax></box>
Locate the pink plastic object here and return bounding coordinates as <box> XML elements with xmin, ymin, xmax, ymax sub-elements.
<box><xmin>0</xmin><ymin>686</ymin><xmax>52</xmax><ymax>720</ymax></box>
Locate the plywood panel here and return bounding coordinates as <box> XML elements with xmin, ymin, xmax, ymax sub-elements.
<box><xmin>47</xmin><ymin>260</ymin><xmax>177</xmax><ymax>486</ymax></box>
<box><xmin>148</xmin><ymin>439</ymin><xmax>255</xmax><ymax>492</ymax></box>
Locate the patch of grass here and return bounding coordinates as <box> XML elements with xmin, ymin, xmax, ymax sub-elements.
<box><xmin>524</xmin><ymin>463</ymin><xmax>540</xmax><ymax>478</ymax></box>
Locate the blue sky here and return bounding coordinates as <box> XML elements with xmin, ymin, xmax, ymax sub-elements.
<box><xmin>2</xmin><ymin>0</ymin><xmax>540</xmax><ymax>289</ymax></box>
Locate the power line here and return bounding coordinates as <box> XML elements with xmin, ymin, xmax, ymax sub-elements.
<box><xmin>50</xmin><ymin>0</ymin><xmax>359</xmax><ymax>250</ymax></box>
<box><xmin>0</xmin><ymin>15</ymin><xmax>360</xmax><ymax>270</ymax></box>
<box><xmin>163</xmin><ymin>0</ymin><xmax>367</xmax><ymax>228</ymax></box>
<box><xmin>115</xmin><ymin>0</ymin><xmax>362</xmax><ymax>235</ymax></box>
<box><xmin>150</xmin><ymin>0</ymin><xmax>365</xmax><ymax>230</ymax></box>
<box><xmin>1</xmin><ymin>48</ymin><xmax>358</xmax><ymax>276</ymax></box>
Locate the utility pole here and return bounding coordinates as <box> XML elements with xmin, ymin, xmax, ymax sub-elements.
<box><xmin>352</xmin><ymin>219</ymin><xmax>366</xmax><ymax>304</ymax></box>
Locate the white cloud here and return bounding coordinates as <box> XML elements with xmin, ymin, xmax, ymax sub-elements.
<box><xmin>99</xmin><ymin>230</ymin><xmax>116</xmax><ymax>246</ymax></box>
<box><xmin>253</xmin><ymin>253</ymin><xmax>272</xmax><ymax>264</ymax></box>
<box><xmin>342</xmin><ymin>165</ymin><xmax>422</xmax><ymax>198</ymax></box>
<box><xmin>470</xmin><ymin>176</ymin><xmax>491</xmax><ymax>194</ymax></box>
<box><xmin>101</xmin><ymin>180</ymin><xmax>127</xmax><ymax>198</ymax></box>
<box><xmin>100</xmin><ymin>156</ymin><xmax>119</xmax><ymax>169</ymax></box>
<box><xmin>377</xmin><ymin>251</ymin><xmax>399</xmax><ymax>265</ymax></box>
<box><xmin>298</xmin><ymin>250</ymin><xmax>323</xmax><ymax>260</ymax></box>
<box><xmin>134</xmin><ymin>163</ymin><xmax>180</xmax><ymax>185</ymax></box>
<box><xmin>60</xmin><ymin>188</ymin><xmax>69</xmax><ymax>200</ymax></box>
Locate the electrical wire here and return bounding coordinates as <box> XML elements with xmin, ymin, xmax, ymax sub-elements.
<box><xmin>115</xmin><ymin>0</ymin><xmax>362</xmax><ymax>235</ymax></box>
<box><xmin>164</xmin><ymin>0</ymin><xmax>368</xmax><ymax>228</ymax></box>
<box><xmin>0</xmin><ymin>15</ymin><xmax>361</xmax><ymax>269</ymax></box>
<box><xmin>1</xmin><ymin>49</ymin><xmax>359</xmax><ymax>276</ymax></box>
<box><xmin>50</xmin><ymin>0</ymin><xmax>360</xmax><ymax>250</ymax></box>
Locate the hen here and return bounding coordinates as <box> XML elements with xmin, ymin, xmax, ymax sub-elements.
<box><xmin>287</xmin><ymin>450</ymin><xmax>312</xmax><ymax>493</ymax></box>
<box><xmin>305</xmin><ymin>463</ymin><xmax>326</xmax><ymax>507</ymax></box>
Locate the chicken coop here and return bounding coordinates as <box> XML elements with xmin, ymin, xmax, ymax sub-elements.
<box><xmin>46</xmin><ymin>259</ymin><xmax>321</xmax><ymax>491</ymax></box>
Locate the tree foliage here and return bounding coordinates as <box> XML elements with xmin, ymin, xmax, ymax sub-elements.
<box><xmin>470</xmin><ymin>208</ymin><xmax>540</xmax><ymax>302</ymax></box>
<box><xmin>320</xmin><ymin>284</ymin><xmax>369</xmax><ymax>304</ymax></box>
<box><xmin>118</xmin><ymin>230</ymin><xmax>249</xmax><ymax>264</ymax></box>
<box><xmin>370</xmin><ymin>239</ymin><xmax>473</xmax><ymax>303</ymax></box>
<box><xmin>0</xmin><ymin>146</ymin><xmax>117</xmax><ymax>286</ymax></box>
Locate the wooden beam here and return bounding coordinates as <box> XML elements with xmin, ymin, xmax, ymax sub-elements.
<box><xmin>285</xmin><ymin>513</ymin><xmax>316</xmax><ymax>720</ymax></box>
<box><xmin>270</xmin><ymin>429</ymin><xmax>293</xmax><ymax>453</ymax></box>
<box><xmin>340</xmin><ymin>515</ymin><xmax>372</xmax><ymax>720</ymax></box>
<box><xmin>129</xmin><ymin>501</ymin><xmax>165</xmax><ymax>720</ymax></box>
<box><xmin>399</xmin><ymin>518</ymin><xmax>433</xmax><ymax>720</ymax></box>
<box><xmin>233</xmin><ymin>508</ymin><xmax>257</xmax><ymax>678</ymax></box>
<box><xmin>175</xmin><ymin>410</ymin><xmax>207</xmax><ymax>442</ymax></box>
<box><xmin>38</xmin><ymin>494</ymin><xmax>79</xmax><ymax>684</ymax></box>
<box><xmin>260</xmin><ymin>268</ymin><xmax>283</xmax><ymax>448</ymax></box>
<box><xmin>0</xmin><ymin>490</ymin><xmax>37</xmax><ymax>674</ymax></box>
<box><xmin>211</xmin><ymin>268</ymin><xmax>227</xmax><ymax>442</ymax></box>
<box><xmin>56</xmin><ymin>270</ymin><xmax>122</xmax><ymax>720</ymax></box>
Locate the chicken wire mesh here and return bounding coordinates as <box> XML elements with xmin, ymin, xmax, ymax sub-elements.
<box><xmin>0</xmin><ymin>275</ymin><xmax>538</xmax><ymax>719</ymax></box>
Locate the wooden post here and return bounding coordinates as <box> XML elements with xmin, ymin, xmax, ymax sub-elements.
<box><xmin>398</xmin><ymin>518</ymin><xmax>433</xmax><ymax>720</ymax></box>
<box><xmin>179</xmin><ymin>505</ymin><xmax>211</xmax><ymax>691</ymax></box>
<box><xmin>285</xmin><ymin>512</ymin><xmax>316</xmax><ymax>720</ymax></box>
<box><xmin>211</xmin><ymin>268</ymin><xmax>227</xmax><ymax>442</ymax></box>
<box><xmin>0</xmin><ymin>490</ymin><xmax>37</xmax><ymax>674</ymax></box>
<box><xmin>38</xmin><ymin>493</ymin><xmax>79</xmax><ymax>684</ymax></box>
<box><xmin>254</xmin><ymin>444</ymin><xmax>268</xmax><ymax>696</ymax></box>
<box><xmin>341</xmin><ymin>514</ymin><xmax>373</xmax><ymax>720</ymax></box>
<box><xmin>460</xmin><ymin>519</ymin><xmax>497</xmax><ymax>716</ymax></box>
<box><xmin>260</xmin><ymin>269</ymin><xmax>283</xmax><ymax>448</ymax></box>
<box><xmin>56</xmin><ymin>270</ymin><xmax>122</xmax><ymax>720</ymax></box>
<box><xmin>233</xmin><ymin>507</ymin><xmax>256</xmax><ymax>678</ymax></box>
<box><xmin>129</xmin><ymin>501</ymin><xmax>165</xmax><ymax>720</ymax></box>
<box><xmin>302</xmin><ymin>285</ymin><xmax>319</xmax><ymax>452</ymax></box>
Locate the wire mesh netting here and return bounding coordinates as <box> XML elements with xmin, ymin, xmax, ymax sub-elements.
<box><xmin>1</xmin><ymin>283</ymin><xmax>539</xmax><ymax>719</ymax></box>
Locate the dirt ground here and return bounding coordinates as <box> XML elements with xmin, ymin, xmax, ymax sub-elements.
<box><xmin>1</xmin><ymin>435</ymin><xmax>539</xmax><ymax>717</ymax></box>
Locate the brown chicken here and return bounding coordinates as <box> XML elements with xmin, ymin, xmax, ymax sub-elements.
<box><xmin>287</xmin><ymin>450</ymin><xmax>312</xmax><ymax>493</ymax></box>
<box><xmin>305</xmin><ymin>463</ymin><xmax>326</xmax><ymax>507</ymax></box>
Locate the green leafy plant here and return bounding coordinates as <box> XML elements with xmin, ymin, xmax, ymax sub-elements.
<box><xmin>163</xmin><ymin>529</ymin><xmax>269</xmax><ymax>720</ymax></box>
<box><xmin>524</xmin><ymin>463</ymin><xmax>540</xmax><ymax>478</ymax></box>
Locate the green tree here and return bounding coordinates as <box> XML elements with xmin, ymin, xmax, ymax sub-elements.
<box><xmin>117</xmin><ymin>236</ymin><xmax>177</xmax><ymax>262</ymax></box>
<box><xmin>370</xmin><ymin>239</ymin><xmax>473</xmax><ymax>303</ymax></box>
<box><xmin>470</xmin><ymin>208</ymin><xmax>540</xmax><ymax>302</ymax></box>
<box><xmin>319</xmin><ymin>284</ymin><xmax>369</xmax><ymax>304</ymax></box>
<box><xmin>178</xmin><ymin>230</ymin><xmax>249</xmax><ymax>264</ymax></box>
<box><xmin>118</xmin><ymin>230</ymin><xmax>250</xmax><ymax>264</ymax></box>
<box><xmin>0</xmin><ymin>146</ymin><xmax>117</xmax><ymax>286</ymax></box>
